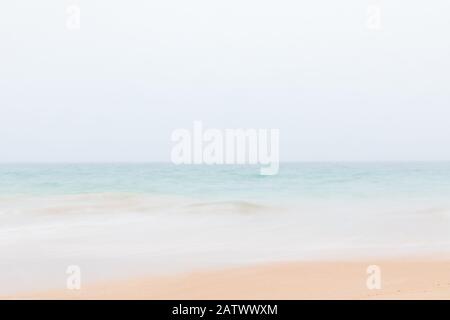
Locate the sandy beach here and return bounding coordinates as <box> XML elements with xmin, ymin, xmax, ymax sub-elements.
<box><xmin>2</xmin><ymin>165</ymin><xmax>450</xmax><ymax>300</ymax></box>
<box><xmin>3</xmin><ymin>0</ymin><xmax>450</xmax><ymax>305</ymax></box>
<box><xmin>9</xmin><ymin>258</ymin><xmax>450</xmax><ymax>300</ymax></box>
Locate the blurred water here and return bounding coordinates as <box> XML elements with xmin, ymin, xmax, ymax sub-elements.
<box><xmin>1</xmin><ymin>162</ymin><xmax>450</xmax><ymax>201</ymax></box>
<box><xmin>0</xmin><ymin>162</ymin><xmax>450</xmax><ymax>295</ymax></box>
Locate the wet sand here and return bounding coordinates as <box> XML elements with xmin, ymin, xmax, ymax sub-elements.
<box><xmin>10</xmin><ymin>258</ymin><xmax>450</xmax><ymax>300</ymax></box>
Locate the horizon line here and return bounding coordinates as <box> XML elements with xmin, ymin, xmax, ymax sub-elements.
<box><xmin>1</xmin><ymin>160</ymin><xmax>450</xmax><ymax>165</ymax></box>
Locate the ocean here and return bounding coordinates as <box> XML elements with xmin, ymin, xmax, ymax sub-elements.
<box><xmin>1</xmin><ymin>162</ymin><xmax>450</xmax><ymax>294</ymax></box>
<box><xmin>2</xmin><ymin>162</ymin><xmax>450</xmax><ymax>199</ymax></box>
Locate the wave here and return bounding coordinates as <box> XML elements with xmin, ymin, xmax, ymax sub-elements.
<box><xmin>2</xmin><ymin>192</ymin><xmax>449</xmax><ymax>219</ymax></box>
<box><xmin>0</xmin><ymin>193</ymin><xmax>277</xmax><ymax>217</ymax></box>
<box><xmin>182</xmin><ymin>200</ymin><xmax>275</xmax><ymax>214</ymax></box>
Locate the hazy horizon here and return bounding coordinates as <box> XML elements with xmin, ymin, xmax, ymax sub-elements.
<box><xmin>1</xmin><ymin>160</ymin><xmax>450</xmax><ymax>164</ymax></box>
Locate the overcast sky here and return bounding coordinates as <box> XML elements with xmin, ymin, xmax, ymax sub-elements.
<box><xmin>1</xmin><ymin>0</ymin><xmax>449</xmax><ymax>162</ymax></box>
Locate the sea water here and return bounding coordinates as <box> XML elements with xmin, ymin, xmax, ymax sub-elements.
<box><xmin>1</xmin><ymin>163</ymin><xmax>450</xmax><ymax>294</ymax></box>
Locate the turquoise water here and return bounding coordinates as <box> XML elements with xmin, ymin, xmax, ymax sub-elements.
<box><xmin>1</xmin><ymin>162</ymin><xmax>450</xmax><ymax>294</ymax></box>
<box><xmin>1</xmin><ymin>162</ymin><xmax>450</xmax><ymax>201</ymax></box>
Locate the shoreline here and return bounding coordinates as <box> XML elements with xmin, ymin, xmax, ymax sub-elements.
<box><xmin>8</xmin><ymin>257</ymin><xmax>450</xmax><ymax>300</ymax></box>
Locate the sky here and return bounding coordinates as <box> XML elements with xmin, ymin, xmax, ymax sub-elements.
<box><xmin>1</xmin><ymin>0</ymin><xmax>449</xmax><ymax>162</ymax></box>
